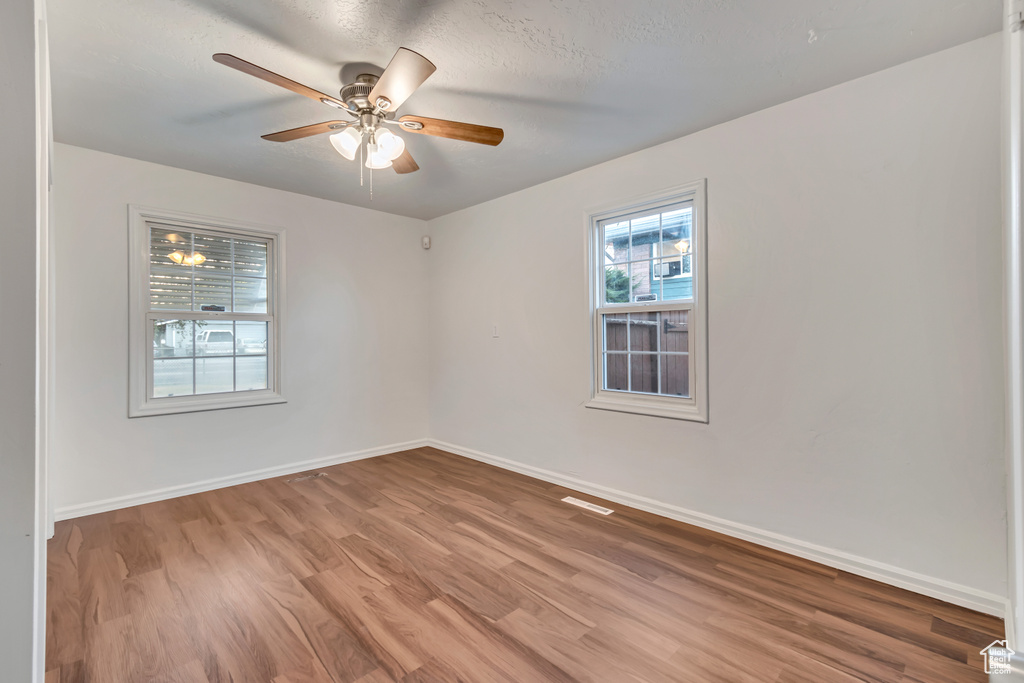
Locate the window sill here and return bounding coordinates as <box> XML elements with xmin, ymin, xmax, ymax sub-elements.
<box><xmin>129</xmin><ymin>391</ymin><xmax>286</xmax><ymax>418</ymax></box>
<box><xmin>585</xmin><ymin>393</ymin><xmax>707</xmax><ymax>423</ymax></box>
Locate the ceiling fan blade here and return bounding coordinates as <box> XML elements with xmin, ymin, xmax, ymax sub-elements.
<box><xmin>398</xmin><ymin>115</ymin><xmax>504</xmax><ymax>146</ymax></box>
<box><xmin>261</xmin><ymin>121</ymin><xmax>349</xmax><ymax>142</ymax></box>
<box><xmin>367</xmin><ymin>48</ymin><xmax>436</xmax><ymax>112</ymax></box>
<box><xmin>213</xmin><ymin>53</ymin><xmax>348</xmax><ymax>110</ymax></box>
<box><xmin>392</xmin><ymin>148</ymin><xmax>419</xmax><ymax>174</ymax></box>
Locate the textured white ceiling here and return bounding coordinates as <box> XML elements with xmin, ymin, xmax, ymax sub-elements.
<box><xmin>48</xmin><ymin>0</ymin><xmax>1000</xmax><ymax>220</ymax></box>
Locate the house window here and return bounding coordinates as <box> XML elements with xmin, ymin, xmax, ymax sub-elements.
<box><xmin>128</xmin><ymin>206</ymin><xmax>285</xmax><ymax>417</ymax></box>
<box><xmin>587</xmin><ymin>180</ymin><xmax>708</xmax><ymax>422</ymax></box>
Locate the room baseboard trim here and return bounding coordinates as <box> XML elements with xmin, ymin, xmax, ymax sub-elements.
<box><xmin>426</xmin><ymin>439</ymin><xmax>1008</xmax><ymax>618</ymax></box>
<box><xmin>53</xmin><ymin>439</ymin><xmax>432</xmax><ymax>521</ymax></box>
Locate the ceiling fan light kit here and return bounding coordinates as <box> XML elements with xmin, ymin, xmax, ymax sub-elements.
<box><xmin>213</xmin><ymin>47</ymin><xmax>505</xmax><ymax>183</ymax></box>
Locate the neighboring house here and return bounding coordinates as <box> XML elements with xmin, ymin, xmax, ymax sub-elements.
<box><xmin>604</xmin><ymin>206</ymin><xmax>694</xmax><ymax>302</ymax></box>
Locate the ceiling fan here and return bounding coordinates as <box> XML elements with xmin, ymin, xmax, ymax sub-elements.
<box><xmin>212</xmin><ymin>48</ymin><xmax>504</xmax><ymax>175</ymax></box>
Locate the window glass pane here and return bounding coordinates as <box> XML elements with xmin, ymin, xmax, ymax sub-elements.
<box><xmin>150</xmin><ymin>264</ymin><xmax>193</xmax><ymax>310</ymax></box>
<box><xmin>661</xmin><ymin>259</ymin><xmax>693</xmax><ymax>301</ymax></box>
<box><xmin>150</xmin><ymin>228</ymin><xmax>192</xmax><ymax>267</ymax></box>
<box><xmin>150</xmin><ymin>228</ymin><xmax>194</xmax><ymax>310</ymax></box>
<box><xmin>629</xmin><ymin>353</ymin><xmax>659</xmax><ymax>394</ymax></box>
<box><xmin>153</xmin><ymin>358</ymin><xmax>194</xmax><ymax>397</ymax></box>
<box><xmin>660</xmin><ymin>354</ymin><xmax>689</xmax><ymax>398</ymax></box>
<box><xmin>629</xmin><ymin>262</ymin><xmax>655</xmax><ymax>302</ymax></box>
<box><xmin>629</xmin><ymin>214</ymin><xmax>659</xmax><ymax>262</ymax></box>
<box><xmin>659</xmin><ymin>310</ymin><xmax>689</xmax><ymax>353</ymax></box>
<box><xmin>652</xmin><ymin>258</ymin><xmax>682</xmax><ymax>280</ymax></box>
<box><xmin>235</xmin><ymin>240</ymin><xmax>268</xmax><ymax>278</ymax></box>
<box><xmin>193</xmin><ymin>234</ymin><xmax>233</xmax><ymax>275</ymax></box>
<box><xmin>603</xmin><ymin>314</ymin><xmax>628</xmax><ymax>352</ymax></box>
<box><xmin>604</xmin><ymin>264</ymin><xmax>631</xmax><ymax>304</ymax></box>
<box><xmin>234</xmin><ymin>277</ymin><xmax>268</xmax><ymax>314</ymax></box>
<box><xmin>658</xmin><ymin>207</ymin><xmax>690</xmax><ymax>257</ymax></box>
<box><xmin>604</xmin><ymin>353</ymin><xmax>628</xmax><ymax>391</ymax></box>
<box><xmin>603</xmin><ymin>221</ymin><xmax>630</xmax><ymax>265</ymax></box>
<box><xmin>236</xmin><ymin>355</ymin><xmax>268</xmax><ymax>391</ymax></box>
<box><xmin>629</xmin><ymin>312</ymin><xmax>659</xmax><ymax>352</ymax></box>
<box><xmin>657</xmin><ymin>207</ymin><xmax>693</xmax><ymax>302</ymax></box>
<box><xmin>196</xmin><ymin>323</ymin><xmax>235</xmax><ymax>356</ymax></box>
<box><xmin>149</xmin><ymin>229</ymin><xmax>275</xmax><ymax>314</ymax></box>
<box><xmin>602</xmin><ymin>312</ymin><xmax>691</xmax><ymax>395</ymax></box>
<box><xmin>196</xmin><ymin>357</ymin><xmax>234</xmax><ymax>394</ymax></box>
<box><xmin>153</xmin><ymin>320</ymin><xmax>194</xmax><ymax>357</ymax></box>
<box><xmin>235</xmin><ymin>321</ymin><xmax>268</xmax><ymax>355</ymax></box>
<box><xmin>193</xmin><ymin>273</ymin><xmax>232</xmax><ymax>312</ymax></box>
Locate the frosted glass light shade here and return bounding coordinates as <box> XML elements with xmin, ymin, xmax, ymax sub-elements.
<box><xmin>329</xmin><ymin>127</ymin><xmax>361</xmax><ymax>160</ymax></box>
<box><xmin>376</xmin><ymin>129</ymin><xmax>406</xmax><ymax>161</ymax></box>
<box><xmin>365</xmin><ymin>150</ymin><xmax>393</xmax><ymax>169</ymax></box>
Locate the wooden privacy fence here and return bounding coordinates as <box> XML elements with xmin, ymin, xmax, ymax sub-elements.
<box><xmin>604</xmin><ymin>313</ymin><xmax>689</xmax><ymax>396</ymax></box>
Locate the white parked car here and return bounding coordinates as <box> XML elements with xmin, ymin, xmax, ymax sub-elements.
<box><xmin>195</xmin><ymin>329</ymin><xmax>235</xmax><ymax>355</ymax></box>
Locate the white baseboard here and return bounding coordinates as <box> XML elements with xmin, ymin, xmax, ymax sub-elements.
<box><xmin>426</xmin><ymin>439</ymin><xmax>1009</xmax><ymax>619</ymax></box>
<box><xmin>53</xmin><ymin>439</ymin><xmax>432</xmax><ymax>521</ymax></box>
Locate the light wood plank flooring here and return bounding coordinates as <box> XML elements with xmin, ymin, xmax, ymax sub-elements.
<box><xmin>46</xmin><ymin>447</ymin><xmax>1003</xmax><ymax>682</ymax></box>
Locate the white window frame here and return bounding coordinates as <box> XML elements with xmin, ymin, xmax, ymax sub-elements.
<box><xmin>128</xmin><ymin>205</ymin><xmax>286</xmax><ymax>417</ymax></box>
<box><xmin>585</xmin><ymin>180</ymin><xmax>708</xmax><ymax>422</ymax></box>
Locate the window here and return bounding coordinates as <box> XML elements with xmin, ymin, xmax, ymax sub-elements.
<box><xmin>587</xmin><ymin>181</ymin><xmax>708</xmax><ymax>421</ymax></box>
<box><xmin>129</xmin><ymin>206</ymin><xmax>285</xmax><ymax>417</ymax></box>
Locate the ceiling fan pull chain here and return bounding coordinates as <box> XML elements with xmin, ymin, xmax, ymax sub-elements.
<box><xmin>359</xmin><ymin>143</ymin><xmax>364</xmax><ymax>187</ymax></box>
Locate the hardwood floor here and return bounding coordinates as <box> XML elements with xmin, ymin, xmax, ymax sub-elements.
<box><xmin>46</xmin><ymin>447</ymin><xmax>1003</xmax><ymax>682</ymax></box>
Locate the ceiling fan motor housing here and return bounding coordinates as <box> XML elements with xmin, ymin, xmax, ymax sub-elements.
<box><xmin>341</xmin><ymin>74</ymin><xmax>379</xmax><ymax>111</ymax></box>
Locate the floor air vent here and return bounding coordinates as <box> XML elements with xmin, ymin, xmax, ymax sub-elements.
<box><xmin>562</xmin><ymin>496</ymin><xmax>614</xmax><ymax>515</ymax></box>
<box><xmin>286</xmin><ymin>472</ymin><xmax>327</xmax><ymax>483</ymax></box>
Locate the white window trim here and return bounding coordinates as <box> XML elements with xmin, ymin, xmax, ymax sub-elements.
<box><xmin>585</xmin><ymin>180</ymin><xmax>709</xmax><ymax>422</ymax></box>
<box><xmin>128</xmin><ymin>205</ymin><xmax>287</xmax><ymax>417</ymax></box>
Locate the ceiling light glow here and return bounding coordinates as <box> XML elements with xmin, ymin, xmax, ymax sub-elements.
<box><xmin>168</xmin><ymin>251</ymin><xmax>206</xmax><ymax>266</ymax></box>
<box><xmin>330</xmin><ymin>127</ymin><xmax>362</xmax><ymax>160</ymax></box>
<box><xmin>376</xmin><ymin>129</ymin><xmax>406</xmax><ymax>161</ymax></box>
<box><xmin>366</xmin><ymin>149</ymin><xmax>393</xmax><ymax>169</ymax></box>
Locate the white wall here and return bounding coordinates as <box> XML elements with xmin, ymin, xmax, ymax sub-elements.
<box><xmin>52</xmin><ymin>144</ymin><xmax>430</xmax><ymax>512</ymax></box>
<box><xmin>1</xmin><ymin>0</ymin><xmax>42</xmax><ymax>680</ymax></box>
<box><xmin>427</xmin><ymin>35</ymin><xmax>1007</xmax><ymax>602</ymax></box>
